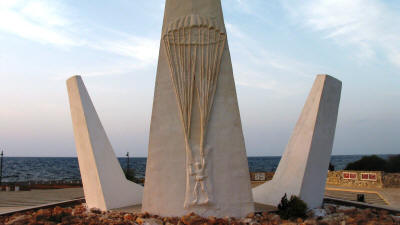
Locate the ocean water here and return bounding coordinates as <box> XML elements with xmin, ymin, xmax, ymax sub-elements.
<box><xmin>0</xmin><ymin>155</ymin><xmax>390</xmax><ymax>182</ymax></box>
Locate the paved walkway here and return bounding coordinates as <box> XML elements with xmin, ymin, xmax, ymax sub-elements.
<box><xmin>325</xmin><ymin>184</ymin><xmax>400</xmax><ymax>209</ymax></box>
<box><xmin>0</xmin><ymin>188</ymin><xmax>83</xmax><ymax>213</ymax></box>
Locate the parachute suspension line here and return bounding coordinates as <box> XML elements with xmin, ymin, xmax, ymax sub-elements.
<box><xmin>187</xmin><ymin>27</ymin><xmax>191</xmax><ymax>138</ymax></box>
<box><xmin>199</xmin><ymin>27</ymin><xmax>211</xmax><ymax>157</ymax></box>
<box><xmin>209</xmin><ymin>29</ymin><xmax>217</xmax><ymax>119</ymax></box>
<box><xmin>177</xmin><ymin>28</ymin><xmax>184</xmax><ymax>127</ymax></box>
<box><xmin>182</xmin><ymin>27</ymin><xmax>187</xmax><ymax>136</ymax></box>
<box><xmin>196</xmin><ymin>26</ymin><xmax>226</xmax><ymax>158</ymax></box>
<box><xmin>163</xmin><ymin>28</ymin><xmax>195</xmax><ymax>166</ymax></box>
<box><xmin>182</xmin><ymin>26</ymin><xmax>194</xmax><ymax>210</ymax></box>
<box><xmin>205</xmin><ymin>29</ymin><xmax>215</xmax><ymax>132</ymax></box>
<box><xmin>197</xmin><ymin>27</ymin><xmax>203</xmax><ymax>157</ymax></box>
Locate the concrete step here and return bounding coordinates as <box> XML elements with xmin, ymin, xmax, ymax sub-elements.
<box><xmin>325</xmin><ymin>190</ymin><xmax>387</xmax><ymax>205</ymax></box>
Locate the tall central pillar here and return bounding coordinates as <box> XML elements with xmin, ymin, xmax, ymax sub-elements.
<box><xmin>142</xmin><ymin>0</ymin><xmax>254</xmax><ymax>218</ymax></box>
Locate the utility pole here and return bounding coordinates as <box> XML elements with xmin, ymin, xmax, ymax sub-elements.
<box><xmin>126</xmin><ymin>152</ymin><xmax>129</xmax><ymax>174</ymax></box>
<box><xmin>0</xmin><ymin>150</ymin><xmax>3</xmax><ymax>184</ymax></box>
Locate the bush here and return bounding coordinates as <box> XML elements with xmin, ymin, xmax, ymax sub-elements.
<box><xmin>344</xmin><ymin>155</ymin><xmax>387</xmax><ymax>171</ymax></box>
<box><xmin>124</xmin><ymin>168</ymin><xmax>139</xmax><ymax>183</ymax></box>
<box><xmin>329</xmin><ymin>162</ymin><xmax>335</xmax><ymax>171</ymax></box>
<box><xmin>277</xmin><ymin>194</ymin><xmax>307</xmax><ymax>219</ymax></box>
<box><xmin>386</xmin><ymin>155</ymin><xmax>400</xmax><ymax>173</ymax></box>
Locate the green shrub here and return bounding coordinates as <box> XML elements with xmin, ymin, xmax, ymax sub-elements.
<box><xmin>386</xmin><ymin>155</ymin><xmax>400</xmax><ymax>173</ymax></box>
<box><xmin>344</xmin><ymin>155</ymin><xmax>387</xmax><ymax>171</ymax></box>
<box><xmin>124</xmin><ymin>168</ymin><xmax>139</xmax><ymax>183</ymax></box>
<box><xmin>277</xmin><ymin>194</ymin><xmax>307</xmax><ymax>219</ymax></box>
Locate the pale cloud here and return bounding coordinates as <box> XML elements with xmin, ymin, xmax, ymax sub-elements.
<box><xmin>0</xmin><ymin>0</ymin><xmax>158</xmax><ymax>69</ymax></box>
<box><xmin>51</xmin><ymin>58</ymin><xmax>156</xmax><ymax>81</ymax></box>
<box><xmin>229</xmin><ymin>0</ymin><xmax>275</xmax><ymax>25</ymax></box>
<box><xmin>226</xmin><ymin>23</ymin><xmax>320</xmax><ymax>96</ymax></box>
<box><xmin>83</xmin><ymin>64</ymin><xmax>145</xmax><ymax>78</ymax></box>
<box><xmin>233</xmin><ymin>0</ymin><xmax>253</xmax><ymax>15</ymax></box>
<box><xmin>89</xmin><ymin>37</ymin><xmax>159</xmax><ymax>65</ymax></box>
<box><xmin>388</xmin><ymin>50</ymin><xmax>400</xmax><ymax>67</ymax></box>
<box><xmin>0</xmin><ymin>0</ymin><xmax>78</xmax><ymax>46</ymax></box>
<box><xmin>73</xmin><ymin>36</ymin><xmax>158</xmax><ymax>78</ymax></box>
<box><xmin>20</xmin><ymin>1</ymin><xmax>70</xmax><ymax>26</ymax></box>
<box><xmin>227</xmin><ymin>23</ymin><xmax>319</xmax><ymax>76</ymax></box>
<box><xmin>235</xmin><ymin>75</ymin><xmax>295</xmax><ymax>97</ymax></box>
<box><xmin>283</xmin><ymin>0</ymin><xmax>400</xmax><ymax>67</ymax></box>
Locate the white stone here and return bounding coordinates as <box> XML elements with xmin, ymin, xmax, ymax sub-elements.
<box><xmin>142</xmin><ymin>0</ymin><xmax>254</xmax><ymax>218</ymax></box>
<box><xmin>66</xmin><ymin>75</ymin><xmax>143</xmax><ymax>211</ymax></box>
<box><xmin>311</xmin><ymin>208</ymin><xmax>327</xmax><ymax>217</ymax></box>
<box><xmin>391</xmin><ymin>215</ymin><xmax>400</xmax><ymax>223</ymax></box>
<box><xmin>140</xmin><ymin>218</ymin><xmax>163</xmax><ymax>225</ymax></box>
<box><xmin>253</xmin><ymin>74</ymin><xmax>342</xmax><ymax>209</ymax></box>
<box><xmin>337</xmin><ymin>205</ymin><xmax>355</xmax><ymax>211</ymax></box>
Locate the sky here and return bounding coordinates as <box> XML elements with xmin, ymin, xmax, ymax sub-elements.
<box><xmin>0</xmin><ymin>0</ymin><xmax>399</xmax><ymax>157</ymax></box>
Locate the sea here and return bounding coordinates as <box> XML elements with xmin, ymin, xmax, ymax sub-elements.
<box><xmin>0</xmin><ymin>155</ymin><xmax>392</xmax><ymax>183</ymax></box>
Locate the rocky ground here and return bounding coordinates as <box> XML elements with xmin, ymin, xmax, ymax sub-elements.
<box><xmin>1</xmin><ymin>203</ymin><xmax>399</xmax><ymax>225</ymax></box>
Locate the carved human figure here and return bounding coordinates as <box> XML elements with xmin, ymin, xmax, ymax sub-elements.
<box><xmin>190</xmin><ymin>160</ymin><xmax>208</xmax><ymax>205</ymax></box>
<box><xmin>189</xmin><ymin>146</ymin><xmax>211</xmax><ymax>206</ymax></box>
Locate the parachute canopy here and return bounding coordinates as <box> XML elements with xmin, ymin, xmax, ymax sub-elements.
<box><xmin>163</xmin><ymin>15</ymin><xmax>226</xmax><ymax>147</ymax></box>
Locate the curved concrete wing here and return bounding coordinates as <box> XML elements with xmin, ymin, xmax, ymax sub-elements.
<box><xmin>253</xmin><ymin>74</ymin><xmax>342</xmax><ymax>209</ymax></box>
<box><xmin>66</xmin><ymin>75</ymin><xmax>143</xmax><ymax>211</ymax></box>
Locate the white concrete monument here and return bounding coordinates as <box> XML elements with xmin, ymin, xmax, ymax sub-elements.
<box><xmin>253</xmin><ymin>74</ymin><xmax>342</xmax><ymax>209</ymax></box>
<box><xmin>142</xmin><ymin>0</ymin><xmax>254</xmax><ymax>218</ymax></box>
<box><xmin>67</xmin><ymin>75</ymin><xmax>143</xmax><ymax>211</ymax></box>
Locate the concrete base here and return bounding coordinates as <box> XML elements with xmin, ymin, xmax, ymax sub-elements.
<box><xmin>67</xmin><ymin>76</ymin><xmax>143</xmax><ymax>211</ymax></box>
<box><xmin>253</xmin><ymin>75</ymin><xmax>342</xmax><ymax>209</ymax></box>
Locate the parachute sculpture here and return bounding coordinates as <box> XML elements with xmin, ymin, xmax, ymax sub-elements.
<box><xmin>163</xmin><ymin>15</ymin><xmax>227</xmax><ymax>207</ymax></box>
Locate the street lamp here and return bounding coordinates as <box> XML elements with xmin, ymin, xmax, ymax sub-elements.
<box><xmin>126</xmin><ymin>152</ymin><xmax>129</xmax><ymax>174</ymax></box>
